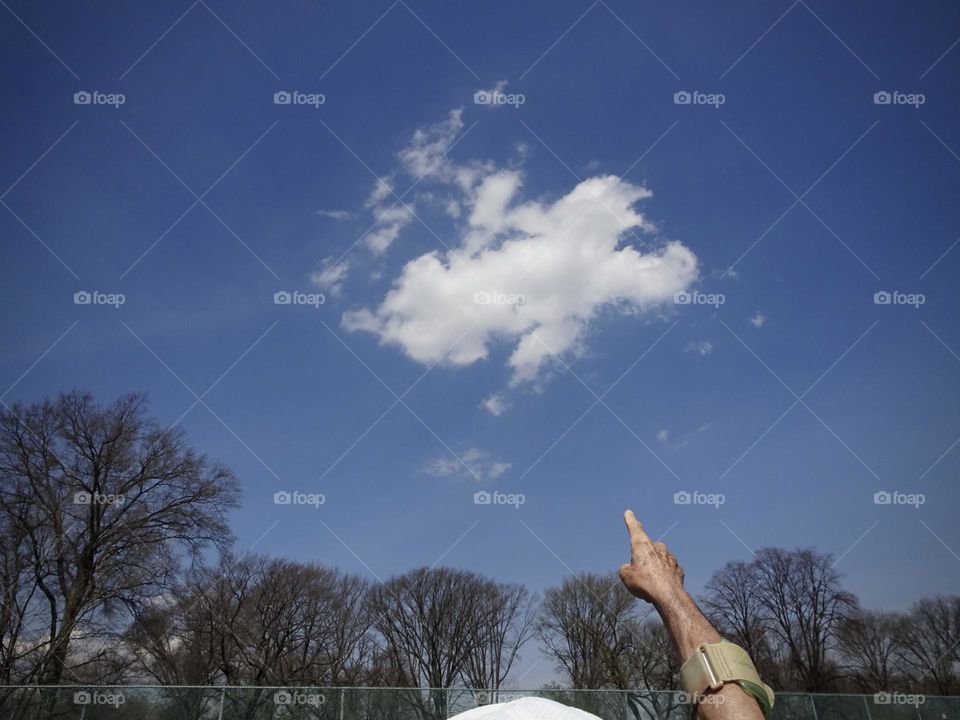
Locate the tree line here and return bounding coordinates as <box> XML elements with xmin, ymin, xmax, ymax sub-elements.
<box><xmin>0</xmin><ymin>391</ymin><xmax>956</xmax><ymax>705</ymax></box>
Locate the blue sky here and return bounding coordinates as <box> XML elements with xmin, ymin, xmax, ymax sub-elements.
<box><xmin>2</xmin><ymin>0</ymin><xmax>959</xmax><ymax>686</ymax></box>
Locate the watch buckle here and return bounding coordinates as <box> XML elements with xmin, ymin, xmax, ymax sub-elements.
<box><xmin>700</xmin><ymin>646</ymin><xmax>724</xmax><ymax>691</ymax></box>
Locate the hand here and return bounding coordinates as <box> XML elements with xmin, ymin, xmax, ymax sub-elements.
<box><xmin>619</xmin><ymin>509</ymin><xmax>685</xmax><ymax>605</ymax></box>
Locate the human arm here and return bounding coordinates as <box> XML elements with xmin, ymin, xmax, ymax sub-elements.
<box><xmin>618</xmin><ymin>510</ymin><xmax>766</xmax><ymax>720</ymax></box>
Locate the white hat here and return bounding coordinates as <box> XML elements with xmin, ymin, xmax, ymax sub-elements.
<box><xmin>449</xmin><ymin>697</ymin><xmax>602</xmax><ymax>720</ymax></box>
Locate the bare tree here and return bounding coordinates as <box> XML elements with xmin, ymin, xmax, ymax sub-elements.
<box><xmin>369</xmin><ymin>567</ymin><xmax>496</xmax><ymax>719</ymax></box>
<box><xmin>836</xmin><ymin>610</ymin><xmax>906</xmax><ymax>692</ymax></box>
<box><xmin>702</xmin><ymin>560</ymin><xmax>767</xmax><ymax>651</ymax></box>
<box><xmin>896</xmin><ymin>596</ymin><xmax>960</xmax><ymax>694</ymax></box>
<box><xmin>0</xmin><ymin>390</ymin><xmax>239</xmax><ymax>684</ymax></box>
<box><xmin>461</xmin><ymin>581</ymin><xmax>536</xmax><ymax>700</ymax></box>
<box><xmin>701</xmin><ymin>559</ymin><xmax>781</xmax><ymax>688</ymax></box>
<box><xmin>127</xmin><ymin>554</ymin><xmax>371</xmax><ymax>686</ymax></box>
<box><xmin>749</xmin><ymin>548</ymin><xmax>856</xmax><ymax>691</ymax></box>
<box><xmin>622</xmin><ymin>619</ymin><xmax>681</xmax><ymax>720</ymax></box>
<box><xmin>536</xmin><ymin>573</ymin><xmax>639</xmax><ymax>689</ymax></box>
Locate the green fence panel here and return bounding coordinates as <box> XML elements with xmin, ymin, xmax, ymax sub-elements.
<box><xmin>0</xmin><ymin>686</ymin><xmax>955</xmax><ymax>720</ymax></box>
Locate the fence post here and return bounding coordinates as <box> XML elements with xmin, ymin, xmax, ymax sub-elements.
<box><xmin>808</xmin><ymin>694</ymin><xmax>819</xmax><ymax>720</ymax></box>
<box><xmin>340</xmin><ymin>687</ymin><xmax>345</xmax><ymax>720</ymax></box>
<box><xmin>216</xmin><ymin>687</ymin><xmax>225</xmax><ymax>720</ymax></box>
<box><xmin>862</xmin><ymin>695</ymin><xmax>872</xmax><ymax>720</ymax></box>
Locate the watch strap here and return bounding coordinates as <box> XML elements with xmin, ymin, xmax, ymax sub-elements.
<box><xmin>679</xmin><ymin>640</ymin><xmax>774</xmax><ymax>714</ymax></box>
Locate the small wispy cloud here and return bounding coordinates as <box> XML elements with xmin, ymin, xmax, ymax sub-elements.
<box><xmin>481</xmin><ymin>392</ymin><xmax>510</xmax><ymax>417</ymax></box>
<box><xmin>685</xmin><ymin>340</ymin><xmax>714</xmax><ymax>356</ymax></box>
<box><xmin>423</xmin><ymin>447</ymin><xmax>511</xmax><ymax>482</ymax></box>
<box><xmin>310</xmin><ymin>258</ymin><xmax>351</xmax><ymax>297</ymax></box>
<box><xmin>316</xmin><ymin>209</ymin><xmax>352</xmax><ymax>220</ymax></box>
<box><xmin>750</xmin><ymin>312</ymin><xmax>766</xmax><ymax>328</ymax></box>
<box><xmin>656</xmin><ymin>429</ymin><xmax>688</xmax><ymax>450</ymax></box>
<box><xmin>657</xmin><ymin>421</ymin><xmax>713</xmax><ymax>450</ymax></box>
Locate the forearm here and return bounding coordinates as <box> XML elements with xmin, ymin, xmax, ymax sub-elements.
<box><xmin>654</xmin><ymin>589</ymin><xmax>764</xmax><ymax>720</ymax></box>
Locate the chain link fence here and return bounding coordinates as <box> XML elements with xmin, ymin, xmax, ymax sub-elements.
<box><xmin>0</xmin><ymin>686</ymin><xmax>953</xmax><ymax>720</ymax></box>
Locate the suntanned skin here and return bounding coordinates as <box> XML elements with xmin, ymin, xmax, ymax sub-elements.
<box><xmin>619</xmin><ymin>510</ymin><xmax>765</xmax><ymax>720</ymax></box>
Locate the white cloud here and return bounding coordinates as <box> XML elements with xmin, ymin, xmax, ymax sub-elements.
<box><xmin>656</xmin><ymin>429</ymin><xmax>688</xmax><ymax>450</ymax></box>
<box><xmin>657</xmin><ymin>421</ymin><xmax>713</xmax><ymax>450</ymax></box>
<box><xmin>685</xmin><ymin>340</ymin><xmax>713</xmax><ymax>356</ymax></box>
<box><xmin>481</xmin><ymin>392</ymin><xmax>510</xmax><ymax>416</ymax></box>
<box><xmin>316</xmin><ymin>209</ymin><xmax>352</xmax><ymax>220</ymax></box>
<box><xmin>361</xmin><ymin>175</ymin><xmax>417</xmax><ymax>255</ymax></box>
<box><xmin>334</xmin><ymin>108</ymin><xmax>699</xmax><ymax>384</ymax></box>
<box><xmin>351</xmin><ymin>111</ymin><xmax>480</xmax><ymax>257</ymax></box>
<box><xmin>750</xmin><ymin>312</ymin><xmax>766</xmax><ymax>328</ymax></box>
<box><xmin>310</xmin><ymin>258</ymin><xmax>351</xmax><ymax>297</ymax></box>
<box><xmin>367</xmin><ymin>176</ymin><xmax>395</xmax><ymax>207</ymax></box>
<box><xmin>397</xmin><ymin>109</ymin><xmax>473</xmax><ymax>182</ymax></box>
<box><xmin>423</xmin><ymin>447</ymin><xmax>511</xmax><ymax>481</ymax></box>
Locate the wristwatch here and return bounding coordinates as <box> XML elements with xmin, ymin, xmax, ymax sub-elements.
<box><xmin>679</xmin><ymin>640</ymin><xmax>775</xmax><ymax>715</ymax></box>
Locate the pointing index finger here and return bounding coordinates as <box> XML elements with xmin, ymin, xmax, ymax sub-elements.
<box><xmin>624</xmin><ymin>509</ymin><xmax>652</xmax><ymax>558</ymax></box>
